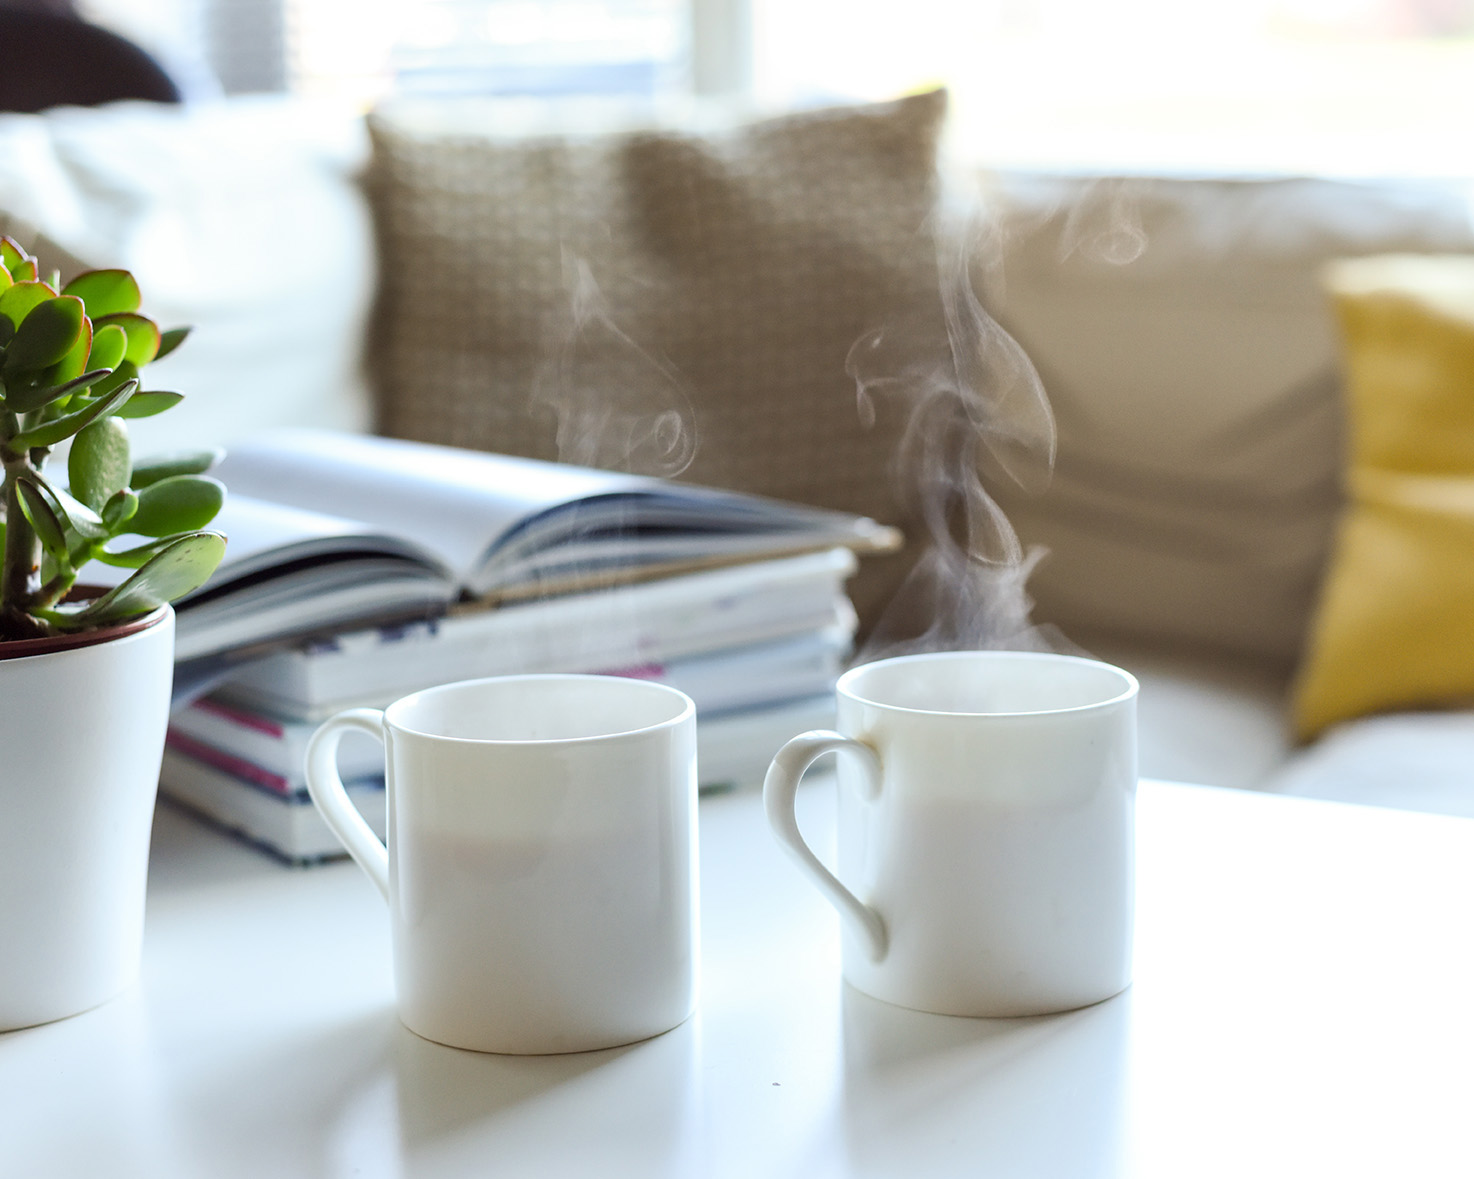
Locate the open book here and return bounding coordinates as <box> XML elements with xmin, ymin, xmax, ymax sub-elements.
<box><xmin>142</xmin><ymin>430</ymin><xmax>900</xmax><ymax>663</ymax></box>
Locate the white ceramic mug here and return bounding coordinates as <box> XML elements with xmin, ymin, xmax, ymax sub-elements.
<box><xmin>305</xmin><ymin>673</ymin><xmax>699</xmax><ymax>1054</ymax></box>
<box><xmin>764</xmin><ymin>650</ymin><xmax>1138</xmax><ymax>1018</ymax></box>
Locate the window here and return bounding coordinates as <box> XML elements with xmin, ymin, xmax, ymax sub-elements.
<box><xmin>81</xmin><ymin>0</ymin><xmax>1474</xmax><ymax>174</ymax></box>
<box><xmin>751</xmin><ymin>0</ymin><xmax>1474</xmax><ymax>174</ymax></box>
<box><xmin>81</xmin><ymin>0</ymin><xmax>694</xmax><ymax>106</ymax></box>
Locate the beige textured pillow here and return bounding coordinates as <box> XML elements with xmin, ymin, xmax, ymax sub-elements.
<box><xmin>364</xmin><ymin>91</ymin><xmax>949</xmax><ymax>628</ymax></box>
<box><xmin>979</xmin><ymin>173</ymin><xmax>1474</xmax><ymax>667</ymax></box>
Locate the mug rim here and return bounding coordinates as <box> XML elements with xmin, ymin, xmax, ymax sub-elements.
<box><xmin>838</xmin><ymin>650</ymin><xmax>1139</xmax><ymax>718</ymax></box>
<box><xmin>384</xmin><ymin>672</ymin><xmax>695</xmax><ymax>745</ymax></box>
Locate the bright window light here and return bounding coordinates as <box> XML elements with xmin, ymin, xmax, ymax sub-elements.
<box><xmin>751</xmin><ymin>0</ymin><xmax>1474</xmax><ymax>174</ymax></box>
<box><xmin>83</xmin><ymin>0</ymin><xmax>1474</xmax><ymax>175</ymax></box>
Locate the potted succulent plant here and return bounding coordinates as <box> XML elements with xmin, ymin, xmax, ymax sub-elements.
<box><xmin>0</xmin><ymin>237</ymin><xmax>226</xmax><ymax>1030</ymax></box>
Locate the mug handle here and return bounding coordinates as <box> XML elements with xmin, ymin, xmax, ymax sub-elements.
<box><xmin>304</xmin><ymin>708</ymin><xmax>390</xmax><ymax>901</ymax></box>
<box><xmin>763</xmin><ymin>730</ymin><xmax>888</xmax><ymax>961</ymax></box>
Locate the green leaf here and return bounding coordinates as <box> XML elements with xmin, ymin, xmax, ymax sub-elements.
<box><xmin>60</xmin><ymin>269</ymin><xmax>141</xmax><ymax>318</ymax></box>
<box><xmin>0</xmin><ymin>282</ymin><xmax>61</xmax><ymax>342</ymax></box>
<box><xmin>94</xmin><ymin>535</ymin><xmax>174</xmax><ymax>568</ymax></box>
<box><xmin>2</xmin><ymin>296</ymin><xmax>84</xmax><ymax>374</ymax></box>
<box><xmin>83</xmin><ymin>358</ymin><xmax>137</xmax><ymax>403</ymax></box>
<box><xmin>0</xmin><ymin>261</ymin><xmax>10</xmax><ymax>293</ymax></box>
<box><xmin>92</xmin><ymin>313</ymin><xmax>160</xmax><ymax>368</ymax></box>
<box><xmin>15</xmin><ymin>475</ymin><xmax>69</xmax><ymax>563</ymax></box>
<box><xmin>130</xmin><ymin>447</ymin><xmax>223</xmax><ymax>488</ymax></box>
<box><xmin>0</xmin><ymin>238</ymin><xmax>27</xmax><ymax>271</ymax></box>
<box><xmin>69</xmin><ymin>416</ymin><xmax>132</xmax><ymax>512</ymax></box>
<box><xmin>42</xmin><ymin>313</ymin><xmax>92</xmax><ymax>387</ymax></box>
<box><xmin>11</xmin><ymin>377</ymin><xmax>136</xmax><ymax>450</ymax></box>
<box><xmin>155</xmin><ymin>326</ymin><xmax>191</xmax><ymax>360</ymax></box>
<box><xmin>50</xmin><ymin>484</ymin><xmax>109</xmax><ymax>541</ymax></box>
<box><xmin>102</xmin><ymin>487</ymin><xmax>138</xmax><ymax>531</ymax></box>
<box><xmin>87</xmin><ymin>323</ymin><xmax>128</xmax><ymax>374</ymax></box>
<box><xmin>5</xmin><ymin>367</ymin><xmax>112</xmax><ymax>415</ymax></box>
<box><xmin>125</xmin><ymin>474</ymin><xmax>225</xmax><ymax>537</ymax></box>
<box><xmin>113</xmin><ymin>390</ymin><xmax>183</xmax><ymax>419</ymax></box>
<box><xmin>10</xmin><ymin>258</ymin><xmax>37</xmax><ymax>283</ymax></box>
<box><xmin>70</xmin><ymin>531</ymin><xmax>226</xmax><ymax>625</ymax></box>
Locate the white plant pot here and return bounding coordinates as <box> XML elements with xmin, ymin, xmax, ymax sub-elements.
<box><xmin>0</xmin><ymin>606</ymin><xmax>174</xmax><ymax>1031</ymax></box>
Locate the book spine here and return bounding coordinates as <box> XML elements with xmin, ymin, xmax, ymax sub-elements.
<box><xmin>165</xmin><ymin>730</ymin><xmax>298</xmax><ymax>796</ymax></box>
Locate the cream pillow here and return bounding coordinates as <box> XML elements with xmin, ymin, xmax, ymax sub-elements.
<box><xmin>979</xmin><ymin>174</ymin><xmax>1474</xmax><ymax>665</ymax></box>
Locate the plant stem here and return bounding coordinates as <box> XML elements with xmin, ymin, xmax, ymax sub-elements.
<box><xmin>0</xmin><ymin>456</ymin><xmax>42</xmax><ymax>636</ymax></box>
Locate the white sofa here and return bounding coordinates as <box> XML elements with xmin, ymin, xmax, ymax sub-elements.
<box><xmin>5</xmin><ymin>95</ymin><xmax>1472</xmax><ymax>816</ymax></box>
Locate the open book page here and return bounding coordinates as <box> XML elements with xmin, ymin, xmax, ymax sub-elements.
<box><xmin>482</xmin><ymin>484</ymin><xmax>898</xmax><ymax>596</ymax></box>
<box><xmin>202</xmin><ymin>494</ymin><xmax>453</xmax><ymax>586</ymax></box>
<box><xmin>80</xmin><ymin>492</ymin><xmax>452</xmax><ymax>595</ymax></box>
<box><xmin>160</xmin><ymin>494</ymin><xmax>456</xmax><ymax>662</ymax></box>
<box><xmin>214</xmin><ymin>429</ymin><xmax>647</xmax><ymax>584</ymax></box>
<box><xmin>215</xmin><ymin>430</ymin><xmax>901</xmax><ymax>598</ymax></box>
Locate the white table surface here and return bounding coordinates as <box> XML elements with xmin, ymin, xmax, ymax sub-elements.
<box><xmin>6</xmin><ymin>778</ymin><xmax>1474</xmax><ymax>1178</ymax></box>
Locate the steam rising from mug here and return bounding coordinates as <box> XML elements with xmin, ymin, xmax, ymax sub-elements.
<box><xmin>531</xmin><ymin>189</ymin><xmax>1145</xmax><ymax>661</ymax></box>
<box><xmin>847</xmin><ymin>206</ymin><xmax>1066</xmax><ymax>662</ymax></box>
<box><xmin>531</xmin><ymin>251</ymin><xmax>698</xmax><ymax>479</ymax></box>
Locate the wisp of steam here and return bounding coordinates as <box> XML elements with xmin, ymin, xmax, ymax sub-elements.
<box><xmin>515</xmin><ymin>250</ymin><xmax>700</xmax><ymax>643</ymax></box>
<box><xmin>847</xmin><ymin>204</ymin><xmax>1074</xmax><ymax>663</ymax></box>
<box><xmin>532</xmin><ymin>250</ymin><xmax>697</xmax><ymax>480</ymax></box>
<box><xmin>533</xmin><ymin>189</ymin><xmax>1141</xmax><ymax>666</ymax></box>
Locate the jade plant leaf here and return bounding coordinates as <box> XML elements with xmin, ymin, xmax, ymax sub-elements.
<box><xmin>113</xmin><ymin>391</ymin><xmax>183</xmax><ymax>419</ymax></box>
<box><xmin>4</xmin><ymin>367</ymin><xmax>113</xmax><ymax>415</ymax></box>
<box><xmin>91</xmin><ymin>313</ymin><xmax>161</xmax><ymax>367</ymax></box>
<box><xmin>60</xmin><ymin>269</ymin><xmax>141</xmax><ymax>318</ymax></box>
<box><xmin>0</xmin><ymin>281</ymin><xmax>53</xmax><ymax>331</ymax></box>
<box><xmin>10</xmin><ymin>377</ymin><xmax>136</xmax><ymax>450</ymax></box>
<box><xmin>102</xmin><ymin>487</ymin><xmax>139</xmax><ymax>531</ymax></box>
<box><xmin>69</xmin><ymin>416</ymin><xmax>132</xmax><ymax>512</ymax></box>
<box><xmin>15</xmin><ymin>475</ymin><xmax>70</xmax><ymax>563</ymax></box>
<box><xmin>130</xmin><ymin>448</ymin><xmax>223</xmax><ymax>489</ymax></box>
<box><xmin>68</xmin><ymin>531</ymin><xmax>225</xmax><ymax>627</ymax></box>
<box><xmin>87</xmin><ymin>323</ymin><xmax>128</xmax><ymax>375</ymax></box>
<box><xmin>0</xmin><ymin>238</ymin><xmax>25</xmax><ymax>272</ymax></box>
<box><xmin>50</xmin><ymin>484</ymin><xmax>109</xmax><ymax>541</ymax></box>
<box><xmin>84</xmin><ymin>358</ymin><xmax>138</xmax><ymax>403</ymax></box>
<box><xmin>125</xmin><ymin>474</ymin><xmax>225</xmax><ymax>536</ymax></box>
<box><xmin>94</xmin><ymin>535</ymin><xmax>175</xmax><ymax>568</ymax></box>
<box><xmin>10</xmin><ymin>258</ymin><xmax>37</xmax><ymax>283</ymax></box>
<box><xmin>41</xmin><ymin>313</ymin><xmax>93</xmax><ymax>388</ymax></box>
<box><xmin>2</xmin><ymin>295</ymin><xmax>83</xmax><ymax>374</ymax></box>
<box><xmin>155</xmin><ymin>326</ymin><xmax>191</xmax><ymax>360</ymax></box>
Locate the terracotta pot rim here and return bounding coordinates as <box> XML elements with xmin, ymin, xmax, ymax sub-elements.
<box><xmin>0</xmin><ymin>590</ymin><xmax>169</xmax><ymax>662</ymax></box>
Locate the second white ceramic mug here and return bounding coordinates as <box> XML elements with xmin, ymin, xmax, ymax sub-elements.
<box><xmin>764</xmin><ymin>650</ymin><xmax>1138</xmax><ymax>1018</ymax></box>
<box><xmin>305</xmin><ymin>673</ymin><xmax>699</xmax><ymax>1054</ymax></box>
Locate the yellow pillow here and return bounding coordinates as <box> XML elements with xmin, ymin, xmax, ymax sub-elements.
<box><xmin>1293</xmin><ymin>254</ymin><xmax>1474</xmax><ymax>740</ymax></box>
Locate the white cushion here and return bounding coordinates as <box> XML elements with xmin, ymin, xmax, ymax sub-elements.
<box><xmin>0</xmin><ymin>96</ymin><xmax>375</xmax><ymax>456</ymax></box>
<box><xmin>1080</xmin><ymin>636</ymin><xmax>1293</xmax><ymax>791</ymax></box>
<box><xmin>1265</xmin><ymin>711</ymin><xmax>1474</xmax><ymax>818</ymax></box>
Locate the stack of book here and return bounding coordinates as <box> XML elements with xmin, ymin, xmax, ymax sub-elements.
<box><xmin>151</xmin><ymin>430</ymin><xmax>897</xmax><ymax>864</ymax></box>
